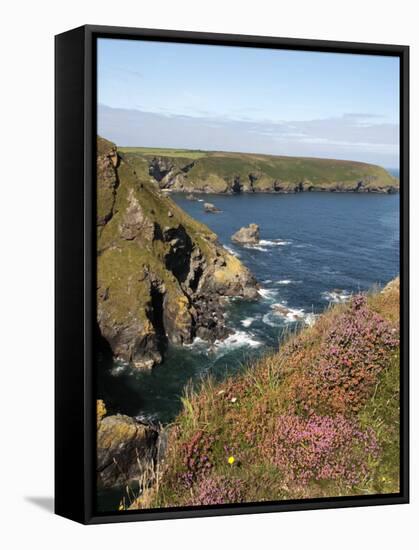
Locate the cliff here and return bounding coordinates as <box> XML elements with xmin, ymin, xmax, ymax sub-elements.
<box><xmin>96</xmin><ymin>137</ymin><xmax>258</xmax><ymax>369</ymax></box>
<box><xmin>119</xmin><ymin>147</ymin><xmax>399</xmax><ymax>195</ymax></box>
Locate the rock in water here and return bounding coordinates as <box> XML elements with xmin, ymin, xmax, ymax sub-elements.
<box><xmin>231</xmin><ymin>223</ymin><xmax>260</xmax><ymax>245</ymax></box>
<box><xmin>96</xmin><ymin>137</ymin><xmax>258</xmax><ymax>368</ymax></box>
<box><xmin>204</xmin><ymin>202</ymin><xmax>220</xmax><ymax>213</ymax></box>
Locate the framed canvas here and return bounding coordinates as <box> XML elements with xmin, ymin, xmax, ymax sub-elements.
<box><xmin>55</xmin><ymin>25</ymin><xmax>409</xmax><ymax>525</ymax></box>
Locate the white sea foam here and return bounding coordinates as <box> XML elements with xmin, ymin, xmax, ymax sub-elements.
<box><xmin>110</xmin><ymin>362</ymin><xmax>129</xmax><ymax>376</ymax></box>
<box><xmin>183</xmin><ymin>336</ymin><xmax>207</xmax><ymax>350</ymax></box>
<box><xmin>244</xmin><ymin>244</ymin><xmax>268</xmax><ymax>252</ymax></box>
<box><xmin>185</xmin><ymin>330</ymin><xmax>262</xmax><ymax>354</ymax></box>
<box><xmin>276</xmin><ymin>279</ymin><xmax>292</xmax><ymax>285</ymax></box>
<box><xmin>258</xmin><ymin>288</ymin><xmax>279</xmax><ymax>300</ymax></box>
<box><xmin>294</xmin><ymin>243</ymin><xmax>313</xmax><ymax>249</ymax></box>
<box><xmin>241</xmin><ymin>317</ymin><xmax>255</xmax><ymax>328</ymax></box>
<box><xmin>265</xmin><ymin>302</ymin><xmax>316</xmax><ymax>326</ymax></box>
<box><xmin>259</xmin><ymin>239</ymin><xmax>292</xmax><ymax>247</ymax></box>
<box><xmin>262</xmin><ymin>312</ymin><xmax>282</xmax><ymax>327</ymax></box>
<box><xmin>214</xmin><ymin>330</ymin><xmax>262</xmax><ymax>350</ymax></box>
<box><xmin>224</xmin><ymin>245</ymin><xmax>240</xmax><ymax>258</ymax></box>
<box><xmin>322</xmin><ymin>290</ymin><xmax>351</xmax><ymax>303</ymax></box>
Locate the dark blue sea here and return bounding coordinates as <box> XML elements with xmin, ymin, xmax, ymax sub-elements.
<box><xmin>99</xmin><ymin>190</ymin><xmax>400</xmax><ymax>425</ymax></box>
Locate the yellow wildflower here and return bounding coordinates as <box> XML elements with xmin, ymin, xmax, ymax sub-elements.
<box><xmin>228</xmin><ymin>456</ymin><xmax>235</xmax><ymax>465</ymax></box>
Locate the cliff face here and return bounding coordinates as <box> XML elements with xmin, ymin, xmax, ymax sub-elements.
<box><xmin>120</xmin><ymin>149</ymin><xmax>399</xmax><ymax>195</ymax></box>
<box><xmin>97</xmin><ymin>138</ymin><xmax>258</xmax><ymax>369</ymax></box>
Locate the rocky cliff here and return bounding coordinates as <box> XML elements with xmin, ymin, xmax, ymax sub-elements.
<box><xmin>96</xmin><ymin>400</ymin><xmax>162</xmax><ymax>489</ymax></box>
<box><xmin>120</xmin><ymin>148</ymin><xmax>399</xmax><ymax>195</ymax></box>
<box><xmin>97</xmin><ymin>137</ymin><xmax>258</xmax><ymax>369</ymax></box>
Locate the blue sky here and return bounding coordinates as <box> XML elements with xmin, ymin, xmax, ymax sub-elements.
<box><xmin>98</xmin><ymin>38</ymin><xmax>399</xmax><ymax>167</ymax></box>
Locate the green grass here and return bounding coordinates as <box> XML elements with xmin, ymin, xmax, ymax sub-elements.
<box><xmin>118</xmin><ymin>147</ymin><xmax>208</xmax><ymax>159</ymax></box>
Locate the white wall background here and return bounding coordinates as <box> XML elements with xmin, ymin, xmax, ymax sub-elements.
<box><xmin>0</xmin><ymin>0</ymin><xmax>416</xmax><ymax>547</ymax></box>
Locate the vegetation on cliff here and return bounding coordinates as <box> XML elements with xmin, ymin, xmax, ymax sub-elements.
<box><xmin>125</xmin><ymin>279</ymin><xmax>400</xmax><ymax>509</ymax></box>
<box><xmin>120</xmin><ymin>147</ymin><xmax>398</xmax><ymax>195</ymax></box>
<box><xmin>96</xmin><ymin>137</ymin><xmax>258</xmax><ymax>369</ymax></box>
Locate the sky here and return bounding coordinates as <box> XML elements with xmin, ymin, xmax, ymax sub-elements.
<box><xmin>97</xmin><ymin>38</ymin><xmax>400</xmax><ymax>168</ymax></box>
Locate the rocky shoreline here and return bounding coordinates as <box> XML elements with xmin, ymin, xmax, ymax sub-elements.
<box><xmin>96</xmin><ymin>137</ymin><xmax>259</xmax><ymax>370</ymax></box>
<box><xmin>122</xmin><ymin>153</ymin><xmax>399</xmax><ymax>195</ymax></box>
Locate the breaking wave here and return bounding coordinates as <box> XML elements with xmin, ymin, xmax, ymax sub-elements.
<box><xmin>258</xmin><ymin>288</ymin><xmax>279</xmax><ymax>300</ymax></box>
<box><xmin>259</xmin><ymin>239</ymin><xmax>292</xmax><ymax>247</ymax></box>
<box><xmin>224</xmin><ymin>245</ymin><xmax>241</xmax><ymax>258</ymax></box>
<box><xmin>214</xmin><ymin>330</ymin><xmax>262</xmax><ymax>350</ymax></box>
<box><xmin>322</xmin><ymin>289</ymin><xmax>351</xmax><ymax>303</ymax></box>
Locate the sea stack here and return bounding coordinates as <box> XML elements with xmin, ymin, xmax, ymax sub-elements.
<box><xmin>231</xmin><ymin>223</ymin><xmax>260</xmax><ymax>245</ymax></box>
<box><xmin>204</xmin><ymin>202</ymin><xmax>221</xmax><ymax>213</ymax></box>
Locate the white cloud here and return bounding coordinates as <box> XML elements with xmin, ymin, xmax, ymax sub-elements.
<box><xmin>98</xmin><ymin>105</ymin><xmax>399</xmax><ymax>167</ymax></box>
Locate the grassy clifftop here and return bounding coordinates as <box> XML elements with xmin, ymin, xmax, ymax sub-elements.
<box><xmin>120</xmin><ymin>147</ymin><xmax>398</xmax><ymax>194</ymax></box>
<box><xmin>127</xmin><ymin>279</ymin><xmax>400</xmax><ymax>509</ymax></box>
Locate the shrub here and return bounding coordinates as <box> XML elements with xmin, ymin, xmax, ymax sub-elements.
<box><xmin>188</xmin><ymin>475</ymin><xmax>245</xmax><ymax>506</ymax></box>
<box><xmin>265</xmin><ymin>413</ymin><xmax>379</xmax><ymax>486</ymax></box>
<box><xmin>177</xmin><ymin>430</ymin><xmax>215</xmax><ymax>488</ymax></box>
<box><xmin>293</xmin><ymin>295</ymin><xmax>399</xmax><ymax>414</ymax></box>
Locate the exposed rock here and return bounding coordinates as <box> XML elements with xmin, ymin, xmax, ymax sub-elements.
<box><xmin>204</xmin><ymin>202</ymin><xmax>221</xmax><ymax>213</ymax></box>
<box><xmin>186</xmin><ymin>193</ymin><xmax>198</xmax><ymax>201</ymax></box>
<box><xmin>127</xmin><ymin>150</ymin><xmax>399</xmax><ymax>195</ymax></box>
<box><xmin>119</xmin><ymin>188</ymin><xmax>155</xmax><ymax>241</ymax></box>
<box><xmin>96</xmin><ymin>137</ymin><xmax>258</xmax><ymax>368</ymax></box>
<box><xmin>97</xmin><ymin>406</ymin><xmax>160</xmax><ymax>489</ymax></box>
<box><xmin>97</xmin><ymin>399</ymin><xmax>107</xmax><ymax>425</ymax></box>
<box><xmin>231</xmin><ymin>224</ymin><xmax>260</xmax><ymax>245</ymax></box>
<box><xmin>97</xmin><ymin>138</ymin><xmax>119</xmax><ymax>226</ymax></box>
<box><xmin>148</xmin><ymin>156</ymin><xmax>176</xmax><ymax>183</ymax></box>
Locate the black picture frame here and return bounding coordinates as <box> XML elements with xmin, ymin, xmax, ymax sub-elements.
<box><xmin>55</xmin><ymin>24</ymin><xmax>409</xmax><ymax>525</ymax></box>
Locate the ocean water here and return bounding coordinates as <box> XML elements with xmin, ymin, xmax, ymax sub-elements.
<box><xmin>97</xmin><ymin>191</ymin><xmax>400</xmax><ymax>426</ymax></box>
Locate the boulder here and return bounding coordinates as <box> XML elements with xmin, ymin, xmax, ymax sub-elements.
<box><xmin>204</xmin><ymin>202</ymin><xmax>220</xmax><ymax>213</ymax></box>
<box><xmin>97</xmin><ymin>411</ymin><xmax>159</xmax><ymax>489</ymax></box>
<box><xmin>231</xmin><ymin>224</ymin><xmax>260</xmax><ymax>245</ymax></box>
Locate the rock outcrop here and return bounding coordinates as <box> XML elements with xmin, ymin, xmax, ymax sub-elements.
<box><xmin>97</xmin><ymin>137</ymin><xmax>258</xmax><ymax>369</ymax></box>
<box><xmin>204</xmin><ymin>202</ymin><xmax>220</xmax><ymax>213</ymax></box>
<box><xmin>231</xmin><ymin>224</ymin><xmax>260</xmax><ymax>245</ymax></box>
<box><xmin>122</xmin><ymin>150</ymin><xmax>399</xmax><ymax>195</ymax></box>
<box><xmin>96</xmin><ymin>400</ymin><xmax>161</xmax><ymax>489</ymax></box>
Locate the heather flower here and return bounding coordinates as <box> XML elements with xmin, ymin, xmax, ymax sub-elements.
<box><xmin>264</xmin><ymin>413</ymin><xmax>379</xmax><ymax>487</ymax></box>
<box><xmin>188</xmin><ymin>475</ymin><xmax>245</xmax><ymax>506</ymax></box>
<box><xmin>292</xmin><ymin>294</ymin><xmax>399</xmax><ymax>414</ymax></box>
<box><xmin>178</xmin><ymin>430</ymin><xmax>215</xmax><ymax>488</ymax></box>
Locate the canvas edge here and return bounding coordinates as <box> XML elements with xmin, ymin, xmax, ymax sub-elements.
<box><xmin>54</xmin><ymin>24</ymin><xmax>410</xmax><ymax>525</ymax></box>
